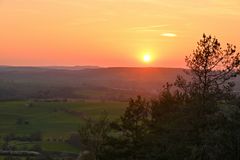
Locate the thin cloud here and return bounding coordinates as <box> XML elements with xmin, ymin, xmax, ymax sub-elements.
<box><xmin>161</xmin><ymin>33</ymin><xmax>177</xmax><ymax>37</ymax></box>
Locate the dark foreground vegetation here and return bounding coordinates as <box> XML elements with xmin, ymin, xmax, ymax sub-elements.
<box><xmin>78</xmin><ymin>34</ymin><xmax>240</xmax><ymax>160</ymax></box>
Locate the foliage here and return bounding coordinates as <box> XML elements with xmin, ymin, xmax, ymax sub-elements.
<box><xmin>180</xmin><ymin>34</ymin><xmax>240</xmax><ymax>107</ymax></box>
<box><xmin>120</xmin><ymin>96</ymin><xmax>149</xmax><ymax>143</ymax></box>
<box><xmin>78</xmin><ymin>112</ymin><xmax>111</xmax><ymax>160</ymax></box>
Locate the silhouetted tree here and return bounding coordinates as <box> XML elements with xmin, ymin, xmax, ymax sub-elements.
<box><xmin>120</xmin><ymin>96</ymin><xmax>150</xmax><ymax>160</ymax></box>
<box><xmin>174</xmin><ymin>34</ymin><xmax>240</xmax><ymax>159</ymax></box>
<box><xmin>177</xmin><ymin>34</ymin><xmax>240</xmax><ymax>108</ymax></box>
<box><xmin>78</xmin><ymin>112</ymin><xmax>111</xmax><ymax>160</ymax></box>
<box><xmin>121</xmin><ymin>96</ymin><xmax>149</xmax><ymax>143</ymax></box>
<box><xmin>151</xmin><ymin>83</ymin><xmax>180</xmax><ymax>123</ymax></box>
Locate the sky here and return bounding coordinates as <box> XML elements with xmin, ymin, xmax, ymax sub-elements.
<box><xmin>0</xmin><ymin>0</ymin><xmax>240</xmax><ymax>67</ymax></box>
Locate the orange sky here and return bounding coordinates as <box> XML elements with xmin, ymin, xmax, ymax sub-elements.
<box><xmin>0</xmin><ymin>0</ymin><xmax>240</xmax><ymax>67</ymax></box>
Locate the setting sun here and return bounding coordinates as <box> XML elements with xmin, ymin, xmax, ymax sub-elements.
<box><xmin>143</xmin><ymin>54</ymin><xmax>152</xmax><ymax>63</ymax></box>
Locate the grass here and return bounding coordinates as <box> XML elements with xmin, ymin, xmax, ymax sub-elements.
<box><xmin>42</xmin><ymin>142</ymin><xmax>80</xmax><ymax>153</ymax></box>
<box><xmin>0</xmin><ymin>100</ymin><xmax>127</xmax><ymax>153</ymax></box>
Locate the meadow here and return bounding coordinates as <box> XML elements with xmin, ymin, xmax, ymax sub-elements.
<box><xmin>0</xmin><ymin>100</ymin><xmax>127</xmax><ymax>156</ymax></box>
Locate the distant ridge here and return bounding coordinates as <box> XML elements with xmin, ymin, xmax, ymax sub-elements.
<box><xmin>0</xmin><ymin>65</ymin><xmax>101</xmax><ymax>71</ymax></box>
<box><xmin>43</xmin><ymin>66</ymin><xmax>101</xmax><ymax>70</ymax></box>
<box><xmin>0</xmin><ymin>65</ymin><xmax>183</xmax><ymax>70</ymax></box>
<box><xmin>0</xmin><ymin>66</ymin><xmax>239</xmax><ymax>100</ymax></box>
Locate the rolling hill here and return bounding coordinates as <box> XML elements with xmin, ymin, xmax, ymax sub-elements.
<box><xmin>0</xmin><ymin>66</ymin><xmax>239</xmax><ymax>101</ymax></box>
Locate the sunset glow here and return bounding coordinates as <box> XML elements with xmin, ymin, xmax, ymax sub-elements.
<box><xmin>0</xmin><ymin>0</ymin><xmax>240</xmax><ymax>67</ymax></box>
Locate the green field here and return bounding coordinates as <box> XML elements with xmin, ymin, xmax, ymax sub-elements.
<box><xmin>0</xmin><ymin>100</ymin><xmax>127</xmax><ymax>154</ymax></box>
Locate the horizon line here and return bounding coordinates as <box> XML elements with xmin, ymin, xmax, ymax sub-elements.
<box><xmin>0</xmin><ymin>65</ymin><xmax>186</xmax><ymax>69</ymax></box>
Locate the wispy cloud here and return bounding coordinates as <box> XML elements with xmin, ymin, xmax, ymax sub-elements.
<box><xmin>161</xmin><ymin>33</ymin><xmax>177</xmax><ymax>37</ymax></box>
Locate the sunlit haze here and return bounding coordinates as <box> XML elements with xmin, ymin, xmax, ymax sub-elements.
<box><xmin>143</xmin><ymin>54</ymin><xmax>152</xmax><ymax>63</ymax></box>
<box><xmin>0</xmin><ymin>0</ymin><xmax>240</xmax><ymax>67</ymax></box>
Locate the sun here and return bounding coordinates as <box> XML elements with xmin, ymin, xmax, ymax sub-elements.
<box><xmin>143</xmin><ymin>54</ymin><xmax>152</xmax><ymax>63</ymax></box>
